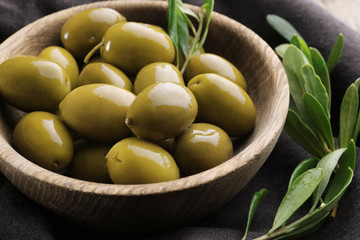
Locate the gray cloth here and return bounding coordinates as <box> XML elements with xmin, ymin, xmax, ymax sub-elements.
<box><xmin>0</xmin><ymin>0</ymin><xmax>359</xmax><ymax>239</ymax></box>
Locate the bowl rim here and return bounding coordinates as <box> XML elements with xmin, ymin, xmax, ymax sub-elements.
<box><xmin>0</xmin><ymin>0</ymin><xmax>289</xmax><ymax>197</ymax></box>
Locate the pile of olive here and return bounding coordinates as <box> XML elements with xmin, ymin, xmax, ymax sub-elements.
<box><xmin>0</xmin><ymin>8</ymin><xmax>256</xmax><ymax>184</ymax></box>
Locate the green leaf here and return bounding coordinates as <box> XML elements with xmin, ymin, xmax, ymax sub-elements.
<box><xmin>285</xmin><ymin>110</ymin><xmax>328</xmax><ymax>158</ymax></box>
<box><xmin>284</xmin><ymin>167</ymin><xmax>353</xmax><ymax>233</ymax></box>
<box><xmin>303</xmin><ymin>93</ymin><xmax>335</xmax><ymax>151</ymax></box>
<box><xmin>353</xmin><ymin>112</ymin><xmax>360</xmax><ymax>144</ymax></box>
<box><xmin>326</xmin><ymin>33</ymin><xmax>344</xmax><ymax>72</ymax></box>
<box><xmin>168</xmin><ymin>0</ymin><xmax>178</xmax><ymax>46</ymax></box>
<box><xmin>352</xmin><ymin>79</ymin><xmax>360</xmax><ymax>142</ymax></box>
<box><xmin>339</xmin><ymin>84</ymin><xmax>359</xmax><ymax>148</ymax></box>
<box><xmin>269</xmin><ymin>168</ymin><xmax>324</xmax><ymax>233</ymax></box>
<box><xmin>167</xmin><ymin>0</ymin><xmax>179</xmax><ymax>66</ymax></box>
<box><xmin>283</xmin><ymin>45</ymin><xmax>309</xmax><ymax>123</ymax></box>
<box><xmin>290</xmin><ymin>34</ymin><xmax>300</xmax><ymax>48</ymax></box>
<box><xmin>290</xmin><ymin>35</ymin><xmax>312</xmax><ymax>65</ymax></box>
<box><xmin>324</xmin><ymin>140</ymin><xmax>356</xmax><ymax>203</ymax></box>
<box><xmin>242</xmin><ymin>189</ymin><xmax>268</xmax><ymax>240</ymax></box>
<box><xmin>354</xmin><ymin>78</ymin><xmax>360</xmax><ymax>90</ymax></box>
<box><xmin>273</xmin><ymin>212</ymin><xmax>329</xmax><ymax>240</ymax></box>
<box><xmin>298</xmin><ymin>37</ymin><xmax>313</xmax><ymax>65</ymax></box>
<box><xmin>301</xmin><ymin>64</ymin><xmax>330</xmax><ymax>117</ymax></box>
<box><xmin>176</xmin><ymin>8</ymin><xmax>190</xmax><ymax>57</ymax></box>
<box><xmin>176</xmin><ymin>0</ymin><xmax>199</xmax><ymax>21</ymax></box>
<box><xmin>310</xmin><ymin>47</ymin><xmax>331</xmax><ymax>109</ymax></box>
<box><xmin>266</xmin><ymin>14</ymin><xmax>304</xmax><ymax>42</ymax></box>
<box><xmin>275</xmin><ymin>43</ymin><xmax>290</xmax><ymax>59</ymax></box>
<box><xmin>288</xmin><ymin>158</ymin><xmax>318</xmax><ymax>191</ymax></box>
<box><xmin>311</xmin><ymin>148</ymin><xmax>347</xmax><ymax>211</ymax></box>
<box><xmin>197</xmin><ymin>0</ymin><xmax>214</xmax><ymax>52</ymax></box>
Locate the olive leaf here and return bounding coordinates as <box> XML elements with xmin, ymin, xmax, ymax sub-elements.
<box><xmin>263</xmin><ymin>166</ymin><xmax>353</xmax><ymax>240</ymax></box>
<box><xmin>196</xmin><ymin>0</ymin><xmax>213</xmax><ymax>53</ymax></box>
<box><xmin>176</xmin><ymin>0</ymin><xmax>199</xmax><ymax>22</ymax></box>
<box><xmin>311</xmin><ymin>148</ymin><xmax>347</xmax><ymax>211</ymax></box>
<box><xmin>326</xmin><ymin>33</ymin><xmax>344</xmax><ymax>72</ymax></box>
<box><xmin>285</xmin><ymin>167</ymin><xmax>353</xmax><ymax>233</ymax></box>
<box><xmin>339</xmin><ymin>84</ymin><xmax>359</xmax><ymax>148</ymax></box>
<box><xmin>354</xmin><ymin>78</ymin><xmax>360</xmax><ymax>89</ymax></box>
<box><xmin>275</xmin><ymin>43</ymin><xmax>290</xmax><ymax>59</ymax></box>
<box><xmin>168</xmin><ymin>0</ymin><xmax>213</xmax><ymax>73</ymax></box>
<box><xmin>266</xmin><ymin>14</ymin><xmax>304</xmax><ymax>42</ymax></box>
<box><xmin>290</xmin><ymin>35</ymin><xmax>312</xmax><ymax>65</ymax></box>
<box><xmin>269</xmin><ymin>168</ymin><xmax>324</xmax><ymax>234</ymax></box>
<box><xmin>167</xmin><ymin>0</ymin><xmax>180</xmax><ymax>66</ymax></box>
<box><xmin>352</xmin><ymin>78</ymin><xmax>360</xmax><ymax>142</ymax></box>
<box><xmin>285</xmin><ymin>110</ymin><xmax>328</xmax><ymax>158</ymax></box>
<box><xmin>288</xmin><ymin>158</ymin><xmax>318</xmax><ymax>191</ymax></box>
<box><xmin>309</xmin><ymin>47</ymin><xmax>331</xmax><ymax>109</ymax></box>
<box><xmin>282</xmin><ymin>45</ymin><xmax>309</xmax><ymax>123</ymax></box>
<box><xmin>176</xmin><ymin>9</ymin><xmax>190</xmax><ymax>58</ymax></box>
<box><xmin>301</xmin><ymin>64</ymin><xmax>329</xmax><ymax>118</ymax></box>
<box><xmin>253</xmin><ymin>14</ymin><xmax>357</xmax><ymax>240</ymax></box>
<box><xmin>325</xmin><ymin>140</ymin><xmax>356</xmax><ymax>203</ymax></box>
<box><xmin>272</xmin><ymin>213</ymin><xmax>329</xmax><ymax>240</ymax></box>
<box><xmin>303</xmin><ymin>93</ymin><xmax>335</xmax><ymax>151</ymax></box>
<box><xmin>242</xmin><ymin>189</ymin><xmax>268</xmax><ymax>240</ymax></box>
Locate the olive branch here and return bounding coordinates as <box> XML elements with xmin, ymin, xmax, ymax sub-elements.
<box><xmin>242</xmin><ymin>14</ymin><xmax>358</xmax><ymax>240</ymax></box>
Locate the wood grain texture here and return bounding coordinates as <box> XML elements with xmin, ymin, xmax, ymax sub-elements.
<box><xmin>0</xmin><ymin>0</ymin><xmax>289</xmax><ymax>233</ymax></box>
<box><xmin>313</xmin><ymin>0</ymin><xmax>360</xmax><ymax>32</ymax></box>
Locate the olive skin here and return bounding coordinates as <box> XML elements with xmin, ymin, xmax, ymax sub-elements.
<box><xmin>106</xmin><ymin>137</ymin><xmax>180</xmax><ymax>184</ymax></box>
<box><xmin>100</xmin><ymin>22</ymin><xmax>175</xmax><ymax>75</ymax></box>
<box><xmin>61</xmin><ymin>8</ymin><xmax>126</xmax><ymax>60</ymax></box>
<box><xmin>12</xmin><ymin>111</ymin><xmax>74</xmax><ymax>172</ymax></box>
<box><xmin>185</xmin><ymin>53</ymin><xmax>247</xmax><ymax>91</ymax></box>
<box><xmin>77</xmin><ymin>62</ymin><xmax>133</xmax><ymax>91</ymax></box>
<box><xmin>126</xmin><ymin>82</ymin><xmax>198</xmax><ymax>140</ymax></box>
<box><xmin>187</xmin><ymin>73</ymin><xmax>256</xmax><ymax>137</ymax></box>
<box><xmin>69</xmin><ymin>143</ymin><xmax>112</xmax><ymax>183</ymax></box>
<box><xmin>133</xmin><ymin>62</ymin><xmax>184</xmax><ymax>94</ymax></box>
<box><xmin>59</xmin><ymin>84</ymin><xmax>136</xmax><ymax>142</ymax></box>
<box><xmin>173</xmin><ymin>123</ymin><xmax>233</xmax><ymax>176</ymax></box>
<box><xmin>38</xmin><ymin>46</ymin><xmax>79</xmax><ymax>88</ymax></box>
<box><xmin>0</xmin><ymin>55</ymin><xmax>71</xmax><ymax>112</ymax></box>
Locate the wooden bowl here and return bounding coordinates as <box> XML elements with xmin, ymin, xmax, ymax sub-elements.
<box><xmin>0</xmin><ymin>0</ymin><xmax>289</xmax><ymax>234</ymax></box>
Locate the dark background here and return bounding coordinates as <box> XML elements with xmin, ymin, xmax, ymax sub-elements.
<box><xmin>0</xmin><ymin>0</ymin><xmax>360</xmax><ymax>239</ymax></box>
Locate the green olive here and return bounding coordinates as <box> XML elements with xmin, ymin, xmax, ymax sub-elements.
<box><xmin>133</xmin><ymin>62</ymin><xmax>184</xmax><ymax>94</ymax></box>
<box><xmin>0</xmin><ymin>55</ymin><xmax>71</xmax><ymax>112</ymax></box>
<box><xmin>69</xmin><ymin>143</ymin><xmax>112</xmax><ymax>183</ymax></box>
<box><xmin>77</xmin><ymin>62</ymin><xmax>133</xmax><ymax>91</ymax></box>
<box><xmin>187</xmin><ymin>73</ymin><xmax>256</xmax><ymax>137</ymax></box>
<box><xmin>38</xmin><ymin>46</ymin><xmax>79</xmax><ymax>88</ymax></box>
<box><xmin>100</xmin><ymin>22</ymin><xmax>175</xmax><ymax>75</ymax></box>
<box><xmin>106</xmin><ymin>137</ymin><xmax>180</xmax><ymax>184</ymax></box>
<box><xmin>185</xmin><ymin>53</ymin><xmax>247</xmax><ymax>90</ymax></box>
<box><xmin>12</xmin><ymin>111</ymin><xmax>74</xmax><ymax>172</ymax></box>
<box><xmin>173</xmin><ymin>123</ymin><xmax>233</xmax><ymax>176</ymax></box>
<box><xmin>126</xmin><ymin>82</ymin><xmax>198</xmax><ymax>140</ymax></box>
<box><xmin>61</xmin><ymin>8</ymin><xmax>126</xmax><ymax>60</ymax></box>
<box><xmin>59</xmin><ymin>83</ymin><xmax>135</xmax><ymax>142</ymax></box>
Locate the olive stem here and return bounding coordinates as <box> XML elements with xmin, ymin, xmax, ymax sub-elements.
<box><xmin>330</xmin><ymin>203</ymin><xmax>339</xmax><ymax>219</ymax></box>
<box><xmin>83</xmin><ymin>40</ymin><xmax>105</xmax><ymax>64</ymax></box>
<box><xmin>180</xmin><ymin>8</ymin><xmax>205</xmax><ymax>74</ymax></box>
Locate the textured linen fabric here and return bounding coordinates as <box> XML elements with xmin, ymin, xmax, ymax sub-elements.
<box><xmin>0</xmin><ymin>0</ymin><xmax>359</xmax><ymax>239</ymax></box>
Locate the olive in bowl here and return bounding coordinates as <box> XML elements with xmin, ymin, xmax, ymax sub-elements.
<box><xmin>0</xmin><ymin>1</ymin><xmax>289</xmax><ymax>234</ymax></box>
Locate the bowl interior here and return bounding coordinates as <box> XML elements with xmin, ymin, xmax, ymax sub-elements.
<box><xmin>0</xmin><ymin>0</ymin><xmax>289</xmax><ymax>233</ymax></box>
